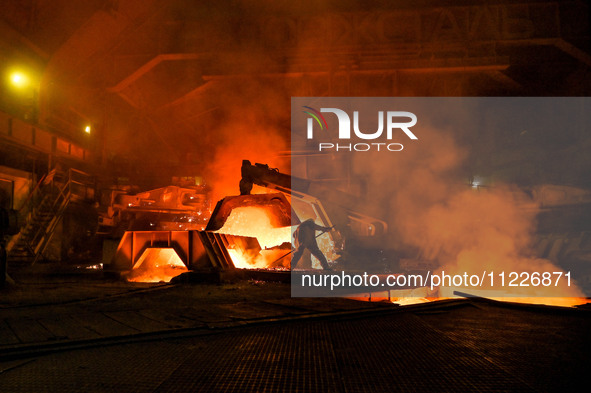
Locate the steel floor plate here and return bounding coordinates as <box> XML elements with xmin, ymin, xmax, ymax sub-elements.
<box><xmin>2</xmin><ymin>302</ymin><xmax>588</xmax><ymax>392</ymax></box>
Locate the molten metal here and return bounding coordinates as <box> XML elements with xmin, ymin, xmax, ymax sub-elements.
<box><xmin>216</xmin><ymin>206</ymin><xmax>291</xmax><ymax>269</ymax></box>
<box><xmin>126</xmin><ymin>248</ymin><xmax>188</xmax><ymax>283</ymax></box>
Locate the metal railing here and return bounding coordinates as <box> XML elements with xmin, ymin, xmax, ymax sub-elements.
<box><xmin>10</xmin><ymin>167</ymin><xmax>96</xmax><ymax>263</ymax></box>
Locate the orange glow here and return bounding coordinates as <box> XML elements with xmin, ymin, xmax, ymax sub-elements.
<box><xmin>349</xmin><ymin>293</ymin><xmax>587</xmax><ymax>308</ymax></box>
<box><xmin>203</xmin><ymin>131</ymin><xmax>289</xmax><ymax>204</ymax></box>
<box><xmin>315</xmin><ymin>231</ymin><xmax>338</xmax><ymax>267</ymax></box>
<box><xmin>227</xmin><ymin>248</ymin><xmax>290</xmax><ymax>270</ymax></box>
<box><xmin>347</xmin><ymin>121</ymin><xmax>590</xmax><ymax>308</ymax></box>
<box><xmin>397</xmin><ymin>186</ymin><xmax>586</xmax><ymax>306</ymax></box>
<box><xmin>346</xmin><ymin>287</ymin><xmax>435</xmax><ymax>305</ymax></box>
<box><xmin>227</xmin><ymin>248</ymin><xmax>255</xmax><ymax>269</ymax></box>
<box><xmin>491</xmin><ymin>297</ymin><xmax>588</xmax><ymax>307</ymax></box>
<box><xmin>216</xmin><ymin>206</ymin><xmax>292</xmax><ymax>269</ymax></box>
<box><xmin>125</xmin><ymin>248</ymin><xmax>188</xmax><ymax>282</ymax></box>
<box><xmin>438</xmin><ymin>286</ymin><xmax>588</xmax><ymax>307</ymax></box>
<box><xmin>218</xmin><ymin>206</ymin><xmax>291</xmax><ymax>248</ymax></box>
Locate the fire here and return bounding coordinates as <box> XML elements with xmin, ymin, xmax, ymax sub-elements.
<box><xmin>216</xmin><ymin>206</ymin><xmax>292</xmax><ymax>269</ymax></box>
<box><xmin>125</xmin><ymin>248</ymin><xmax>188</xmax><ymax>282</ymax></box>
<box><xmin>227</xmin><ymin>248</ymin><xmax>291</xmax><ymax>270</ymax></box>
<box><xmin>217</xmin><ymin>206</ymin><xmax>291</xmax><ymax>248</ymax></box>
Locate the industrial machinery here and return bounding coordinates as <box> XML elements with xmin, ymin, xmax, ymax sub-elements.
<box><xmin>241</xmin><ymin>160</ymin><xmax>387</xmax><ymax>236</ymax></box>
<box><xmin>98</xmin><ymin>184</ymin><xmax>212</xmax><ymax>236</ymax></box>
<box><xmin>108</xmin><ymin>192</ymin><xmax>296</xmax><ymax>280</ymax></box>
<box><xmin>108</xmin><ymin>160</ymin><xmax>393</xmax><ymax>281</ymax></box>
<box><xmin>239</xmin><ymin>160</ymin><xmax>391</xmax><ymax>270</ymax></box>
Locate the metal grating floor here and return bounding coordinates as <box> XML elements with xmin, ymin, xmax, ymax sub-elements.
<box><xmin>1</xmin><ymin>302</ymin><xmax>588</xmax><ymax>392</ymax></box>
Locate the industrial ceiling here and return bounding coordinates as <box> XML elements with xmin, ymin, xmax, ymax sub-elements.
<box><xmin>1</xmin><ymin>0</ymin><xmax>590</xmax><ymax>186</ymax></box>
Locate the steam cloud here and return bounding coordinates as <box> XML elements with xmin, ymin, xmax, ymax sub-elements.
<box><xmin>352</xmin><ymin>122</ymin><xmax>584</xmax><ymax>300</ymax></box>
<box><xmin>200</xmin><ymin>79</ymin><xmax>291</xmax><ymax>203</ymax></box>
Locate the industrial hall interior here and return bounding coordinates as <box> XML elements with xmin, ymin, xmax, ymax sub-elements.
<box><xmin>1</xmin><ymin>1</ymin><xmax>591</xmax><ymax>392</ymax></box>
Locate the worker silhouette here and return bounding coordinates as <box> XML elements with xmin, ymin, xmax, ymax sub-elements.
<box><xmin>291</xmin><ymin>219</ymin><xmax>333</xmax><ymax>270</ymax></box>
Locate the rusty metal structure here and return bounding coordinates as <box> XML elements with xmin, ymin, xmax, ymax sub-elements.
<box><xmin>1</xmin><ymin>1</ymin><xmax>590</xmax><ymax>274</ymax></box>
<box><xmin>110</xmin><ymin>229</ymin><xmax>263</xmax><ymax>274</ymax></box>
<box><xmin>240</xmin><ymin>160</ymin><xmax>387</xmax><ymax>238</ymax></box>
<box><xmin>98</xmin><ymin>184</ymin><xmax>212</xmax><ymax>234</ymax></box>
<box><xmin>108</xmin><ymin>160</ymin><xmax>395</xmax><ymax>278</ymax></box>
<box><xmin>2</xmin><ymin>1</ymin><xmax>590</xmax><ymax>171</ymax></box>
<box><xmin>110</xmin><ymin>227</ymin><xmax>283</xmax><ymax>278</ymax></box>
<box><xmin>6</xmin><ymin>168</ymin><xmax>97</xmax><ymax>263</ymax></box>
<box><xmin>109</xmin><ymin>191</ymin><xmax>295</xmax><ymax>277</ymax></box>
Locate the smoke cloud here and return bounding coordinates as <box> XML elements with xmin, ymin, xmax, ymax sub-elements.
<box><xmin>199</xmin><ymin>79</ymin><xmax>291</xmax><ymax>203</ymax></box>
<box><xmin>352</xmin><ymin>117</ymin><xmax>584</xmax><ymax>299</ymax></box>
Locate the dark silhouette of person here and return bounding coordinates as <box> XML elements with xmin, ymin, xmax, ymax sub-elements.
<box><xmin>291</xmin><ymin>219</ymin><xmax>333</xmax><ymax>270</ymax></box>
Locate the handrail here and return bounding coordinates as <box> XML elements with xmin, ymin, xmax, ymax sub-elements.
<box><xmin>69</xmin><ymin>167</ymin><xmax>93</xmax><ymax>178</ymax></box>
<box><xmin>28</xmin><ymin>190</ymin><xmax>65</xmax><ymax>249</ymax></box>
<box><xmin>11</xmin><ymin>165</ymin><xmax>98</xmax><ymax>263</ymax></box>
<box><xmin>25</xmin><ymin>176</ymin><xmax>70</xmax><ymax>261</ymax></box>
<box><xmin>68</xmin><ymin>168</ymin><xmax>95</xmax><ymax>185</ymax></box>
<box><xmin>33</xmin><ymin>189</ymin><xmax>72</xmax><ymax>261</ymax></box>
<box><xmin>18</xmin><ymin>173</ymin><xmax>47</xmax><ymax>213</ymax></box>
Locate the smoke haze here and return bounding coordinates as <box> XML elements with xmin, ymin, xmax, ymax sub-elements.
<box><xmin>351</xmin><ymin>111</ymin><xmax>584</xmax><ymax>298</ymax></box>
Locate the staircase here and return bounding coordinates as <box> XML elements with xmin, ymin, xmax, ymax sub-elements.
<box><xmin>8</xmin><ymin>168</ymin><xmax>95</xmax><ymax>265</ymax></box>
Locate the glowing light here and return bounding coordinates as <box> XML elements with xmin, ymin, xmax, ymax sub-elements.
<box><xmin>216</xmin><ymin>206</ymin><xmax>292</xmax><ymax>269</ymax></box>
<box><xmin>125</xmin><ymin>248</ymin><xmax>188</xmax><ymax>282</ymax></box>
<box><xmin>9</xmin><ymin>71</ymin><xmax>29</xmax><ymax>89</ymax></box>
<box><xmin>439</xmin><ymin>286</ymin><xmax>587</xmax><ymax>308</ymax></box>
<box><xmin>85</xmin><ymin>125</ymin><xmax>91</xmax><ymax>134</ymax></box>
<box><xmin>217</xmin><ymin>207</ymin><xmax>291</xmax><ymax>250</ymax></box>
